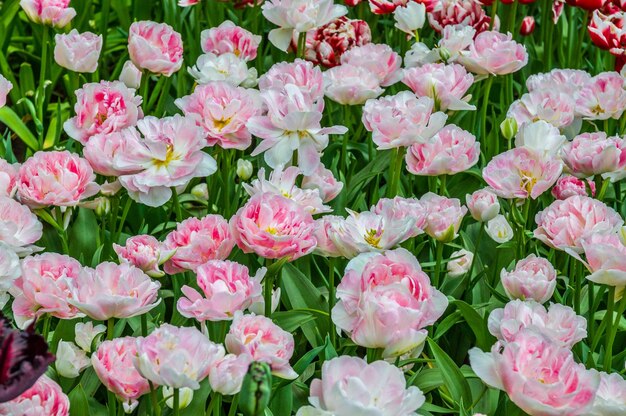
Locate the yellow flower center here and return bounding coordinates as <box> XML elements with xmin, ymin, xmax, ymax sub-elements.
<box><xmin>364</xmin><ymin>229</ymin><xmax>382</xmax><ymax>249</ymax></box>
<box><xmin>153</xmin><ymin>144</ymin><xmax>177</xmax><ymax>169</ymax></box>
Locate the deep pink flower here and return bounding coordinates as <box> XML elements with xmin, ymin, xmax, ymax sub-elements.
<box><xmin>230</xmin><ymin>193</ymin><xmax>316</xmax><ymax>260</ymax></box>
<box><xmin>403</xmin><ymin>63</ymin><xmax>475</xmax><ymax>111</ymax></box>
<box><xmin>0</xmin><ymin>375</ymin><xmax>69</xmax><ymax>415</ymax></box>
<box><xmin>128</xmin><ymin>21</ymin><xmax>184</xmax><ymax>76</ymax></box>
<box><xmin>19</xmin><ymin>0</ymin><xmax>76</xmax><ymax>28</ymax></box>
<box><xmin>340</xmin><ymin>43</ymin><xmax>402</xmax><ymax>86</ymax></box>
<box><xmin>201</xmin><ymin>20</ymin><xmax>261</xmax><ymax>61</ymax></box>
<box><xmin>520</xmin><ymin>16</ymin><xmax>536</xmax><ymax>36</ymax></box>
<box><xmin>458</xmin><ymin>30</ymin><xmax>528</xmax><ymax>75</ymax></box>
<box><xmin>163</xmin><ymin>214</ymin><xmax>235</xmax><ymax>274</ymax></box>
<box><xmin>428</xmin><ymin>0</ymin><xmax>492</xmax><ymax>34</ymax></box>
<box><xmin>64</xmin><ymin>80</ymin><xmax>142</xmax><ymax>144</ymax></box>
<box><xmin>551</xmin><ymin>175</ymin><xmax>596</xmax><ymax>199</ymax></box>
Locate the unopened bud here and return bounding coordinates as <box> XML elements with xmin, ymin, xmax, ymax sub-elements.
<box><xmin>239</xmin><ymin>362</ymin><xmax>272</xmax><ymax>416</ymax></box>
<box><xmin>500</xmin><ymin>117</ymin><xmax>518</xmax><ymax>140</ymax></box>
<box><xmin>438</xmin><ymin>47</ymin><xmax>451</xmax><ymax>63</ymax></box>
<box><xmin>163</xmin><ymin>387</ymin><xmax>193</xmax><ymax>410</ymax></box>
<box><xmin>237</xmin><ymin>159</ymin><xmax>253</xmax><ymax>181</ymax></box>
<box><xmin>191</xmin><ymin>183</ymin><xmax>208</xmax><ymax>200</ymax></box>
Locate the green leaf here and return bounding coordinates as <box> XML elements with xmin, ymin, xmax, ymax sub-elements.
<box><xmin>0</xmin><ymin>106</ymin><xmax>38</xmax><ymax>151</ymax></box>
<box><xmin>452</xmin><ymin>300</ymin><xmax>496</xmax><ymax>350</ymax></box>
<box><xmin>69</xmin><ymin>208</ymin><xmax>99</xmax><ymax>262</ymax></box>
<box><xmin>270</xmin><ymin>385</ymin><xmax>293</xmax><ymax>416</ymax></box>
<box><xmin>272</xmin><ymin>310</ymin><xmax>317</xmax><ymax>333</ymax></box>
<box><xmin>185</xmin><ymin>379</ymin><xmax>211</xmax><ymax>415</ymax></box>
<box><xmin>427</xmin><ymin>338</ymin><xmax>473</xmax><ymax>408</ymax></box>
<box><xmin>68</xmin><ymin>384</ymin><xmax>89</xmax><ymax>416</ymax></box>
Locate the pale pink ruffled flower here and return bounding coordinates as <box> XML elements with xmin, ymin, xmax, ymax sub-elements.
<box><xmin>340</xmin><ymin>43</ymin><xmax>402</xmax><ymax>86</ymax></box>
<box><xmin>177</xmin><ymin>260</ymin><xmax>264</xmax><ymax>321</ymax></box>
<box><xmin>69</xmin><ymin>262</ymin><xmax>160</xmax><ymax>321</ymax></box>
<box><xmin>482</xmin><ymin>147</ymin><xmax>562</xmax><ymax>200</ymax></box>
<box><xmin>362</xmin><ymin>91</ymin><xmax>447</xmax><ymax>149</ymax></box>
<box><xmin>113</xmin><ymin>235</ymin><xmax>173</xmax><ymax>278</ymax></box>
<box><xmin>534</xmin><ymin>196</ymin><xmax>623</xmax><ymax>254</ymax></box>
<box><xmin>514</xmin><ymin>120</ymin><xmax>567</xmax><ymax>158</ymax></box>
<box><xmin>526</xmin><ymin>69</ymin><xmax>591</xmax><ymax>98</ymax></box>
<box><xmin>0</xmin><ymin>197</ymin><xmax>42</xmax><ymax>256</ymax></box>
<box><xmin>175</xmin><ymin>81</ymin><xmax>262</xmax><ymax>150</ymax></box>
<box><xmin>225</xmin><ymin>312</ymin><xmax>297</xmax><ymax>379</ymax></box>
<box><xmin>0</xmin><ymin>375</ymin><xmax>69</xmax><ymax>416</ymax></box>
<box><xmin>469</xmin><ymin>328</ymin><xmax>600</xmax><ymax>416</ymax></box>
<box><xmin>261</xmin><ymin>0</ymin><xmax>348</xmax><ymax>51</ymax></box>
<box><xmin>333</xmin><ymin>248</ymin><xmax>448</xmax><ymax>358</ymax></box>
<box><xmin>0</xmin><ymin>74</ymin><xmax>12</xmax><ymax>108</ymax></box>
<box><xmin>0</xmin><ymin>243</ymin><xmax>20</xmax><ymax>294</ymax></box>
<box><xmin>466</xmin><ymin>188</ymin><xmax>500</xmax><ymax>222</ymax></box>
<box><xmin>128</xmin><ymin>21</ymin><xmax>184</xmax><ymax>76</ymax></box>
<box><xmin>301</xmin><ymin>164</ymin><xmax>343</xmax><ymax>203</ymax></box>
<box><xmin>447</xmin><ymin>249</ymin><xmax>474</xmax><ymax>277</ymax></box>
<box><xmin>119</xmin><ymin>61</ymin><xmax>142</xmax><ymax>89</ymax></box>
<box><xmin>590</xmin><ymin>372</ymin><xmax>626</xmax><ymax>416</ymax></box>
<box><xmin>258</xmin><ymin>59</ymin><xmax>324</xmax><ymax>101</ymax></box>
<box><xmin>188</xmin><ymin>52</ymin><xmax>257</xmax><ymax>87</ymax></box>
<box><xmin>163</xmin><ymin>214</ymin><xmax>234</xmax><ymax>274</ymax></box>
<box><xmin>458</xmin><ymin>30</ymin><xmax>528</xmax><ymax>75</ymax></box>
<box><xmin>323</xmin><ymin>64</ymin><xmax>384</xmax><ymax>105</ymax></box>
<box><xmin>551</xmin><ymin>175</ymin><xmax>596</xmax><ymax>200</ymax></box>
<box><xmin>507</xmin><ymin>90</ymin><xmax>576</xmax><ymax>129</ymax></box>
<box><xmin>501</xmin><ymin>254</ymin><xmax>558</xmax><ymax>303</ymax></box>
<box><xmin>312</xmin><ymin>215</ymin><xmax>347</xmax><ymax>257</ymax></box>
<box><xmin>54</xmin><ymin>30</ymin><xmax>102</xmax><ymax>73</ymax></box>
<box><xmin>243</xmin><ymin>167</ymin><xmax>330</xmax><ymax>214</ymax></box>
<box><xmin>19</xmin><ymin>0</ymin><xmax>76</xmax><ymax>28</ymax></box>
<box><xmin>115</xmin><ymin>115</ymin><xmax>217</xmax><ymax>207</ymax></box>
<box><xmin>201</xmin><ymin>20</ymin><xmax>261</xmax><ymax>61</ymax></box>
<box><xmin>63</xmin><ymin>80</ymin><xmax>142</xmax><ymax>145</ymax></box>
<box><xmin>421</xmin><ymin>192</ymin><xmax>467</xmax><ymax>242</ymax></box>
<box><xmin>10</xmin><ymin>253</ymin><xmax>83</xmax><ymax>328</ymax></box>
<box><xmin>435</xmin><ymin>25</ymin><xmax>476</xmax><ymax>63</ymax></box>
<box><xmin>560</xmin><ymin>132</ymin><xmax>626</xmax><ymax>178</ymax></box>
<box><xmin>406</xmin><ymin>125</ymin><xmax>479</xmax><ymax>175</ymax></box>
<box><xmin>248</xmin><ymin>85</ymin><xmax>347</xmax><ymax>175</ymax></box>
<box><xmin>135</xmin><ymin>324</ymin><xmax>225</xmax><ymax>389</ymax></box>
<box><xmin>576</xmin><ymin>72</ymin><xmax>626</xmax><ymax>120</ymax></box>
<box><xmin>403</xmin><ymin>63</ymin><xmax>475</xmax><ymax>111</ymax></box>
<box><xmin>296</xmin><ymin>356</ymin><xmax>425</xmax><ymax>416</ymax></box>
<box><xmin>209</xmin><ymin>353</ymin><xmax>251</xmax><ymax>395</ymax></box>
<box><xmin>488</xmin><ymin>300</ymin><xmax>586</xmax><ymax>348</ymax></box>
<box><xmin>372</xmin><ymin>196</ymin><xmax>428</xmax><ymax>238</ymax></box>
<box><xmin>17</xmin><ymin>151</ymin><xmax>99</xmax><ymax>208</ymax></box>
<box><xmin>582</xmin><ymin>233</ymin><xmax>626</xmax><ymax>299</ymax></box>
<box><xmin>0</xmin><ymin>160</ymin><xmax>18</xmax><ymax>198</ymax></box>
<box><xmin>230</xmin><ymin>193</ymin><xmax>317</xmax><ymax>260</ymax></box>
<box><xmin>83</xmin><ymin>129</ymin><xmax>145</xmax><ymax>177</ymax></box>
<box><xmin>92</xmin><ymin>337</ymin><xmax>151</xmax><ymax>414</ymax></box>
<box><xmin>428</xmin><ymin>0</ymin><xmax>492</xmax><ymax>34</ymax></box>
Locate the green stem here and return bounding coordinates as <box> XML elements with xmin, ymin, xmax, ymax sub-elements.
<box><xmin>328</xmin><ymin>258</ymin><xmax>336</xmax><ymax>348</ymax></box>
<box><xmin>341</xmin><ymin>105</ymin><xmax>352</xmax><ymax>175</ymax></box>
<box><xmin>41</xmin><ymin>314</ymin><xmax>51</xmax><ymax>342</ymax></box>
<box><xmin>597</xmin><ymin>178</ymin><xmax>610</xmax><ymax>201</ymax></box>
<box><xmin>107</xmin><ymin>318</ymin><xmax>115</xmax><ymax>340</ymax></box>
<box><xmin>489</xmin><ymin>1</ymin><xmax>499</xmax><ymax>30</ymax></box>
<box><xmin>387</xmin><ymin>147</ymin><xmax>405</xmax><ymax>197</ymax></box>
<box><xmin>140</xmin><ymin>71</ymin><xmax>150</xmax><ymax>108</ymax></box>
<box><xmin>115</xmin><ymin>197</ymin><xmax>133</xmax><ymax>244</ymax></box>
<box><xmin>480</xmin><ymin>77</ymin><xmax>494</xmax><ymax>157</ymax></box>
<box><xmin>227</xmin><ymin>395</ymin><xmax>239</xmax><ymax>416</ymax></box>
<box><xmin>366</xmin><ymin>348</ymin><xmax>383</xmax><ymax>363</ymax></box>
<box><xmin>573</xmin><ymin>260</ymin><xmax>582</xmax><ymax>315</ymax></box>
<box><xmin>100</xmin><ymin>0</ymin><xmax>111</xmax><ymax>75</ymax></box>
<box><xmin>296</xmin><ymin>31</ymin><xmax>307</xmax><ymax>59</ymax></box>
<box><xmin>149</xmin><ymin>381</ymin><xmax>161</xmax><ymax>416</ymax></box>
<box><xmin>507</xmin><ymin>0</ymin><xmax>519</xmax><ymax>37</ymax></box>
<box><xmin>173</xmin><ymin>388</ymin><xmax>180</xmax><ymax>416</ymax></box>
<box><xmin>604</xmin><ymin>288</ymin><xmax>626</xmax><ymax>371</ymax></box>
<box><xmin>264</xmin><ymin>261</ymin><xmax>275</xmax><ymax>318</ymax></box>
<box><xmin>466</xmin><ymin>223</ymin><xmax>484</xmax><ymax>281</ymax></box>
<box><xmin>171</xmin><ymin>187</ymin><xmax>183</xmax><ymax>222</ymax></box>
<box><xmin>141</xmin><ymin>313</ymin><xmax>148</xmax><ymax>337</ymax></box>
<box><xmin>55</xmin><ymin>206</ymin><xmax>70</xmax><ymax>254</ymax></box>
<box><xmin>588</xmin><ymin>281</ymin><xmax>595</xmax><ymax>343</ymax></box>
<box><xmin>433</xmin><ymin>241</ymin><xmax>444</xmax><ymax>288</ymax></box>
<box><xmin>439</xmin><ymin>174</ymin><xmax>447</xmax><ymax>196</ymax></box>
<box><xmin>577</xmin><ymin>12</ymin><xmax>589</xmax><ymax>68</ymax></box>
<box><xmin>108</xmin><ymin>391</ymin><xmax>117</xmax><ymax>416</ymax></box>
<box><xmin>37</xmin><ymin>25</ymin><xmax>50</xmax><ymax>146</ymax></box>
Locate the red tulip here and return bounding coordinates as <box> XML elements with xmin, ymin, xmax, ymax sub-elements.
<box><xmin>520</xmin><ymin>16</ymin><xmax>536</xmax><ymax>35</ymax></box>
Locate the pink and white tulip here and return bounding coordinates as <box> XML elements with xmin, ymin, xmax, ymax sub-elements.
<box><xmin>501</xmin><ymin>254</ymin><xmax>558</xmax><ymax>303</ymax></box>
<box><xmin>258</xmin><ymin>59</ymin><xmax>324</xmax><ymax>101</ymax></box>
<box><xmin>128</xmin><ymin>21</ymin><xmax>184</xmax><ymax>76</ymax></box>
<box><xmin>54</xmin><ymin>30</ymin><xmax>102</xmax><ymax>73</ymax></box>
<box><xmin>403</xmin><ymin>63</ymin><xmax>475</xmax><ymax>111</ymax></box>
<box><xmin>113</xmin><ymin>235</ymin><xmax>173</xmax><ymax>278</ymax></box>
<box><xmin>458</xmin><ymin>30</ymin><xmax>528</xmax><ymax>75</ymax></box>
<box><xmin>582</xmin><ymin>233</ymin><xmax>626</xmax><ymax>299</ymax></box>
<box><xmin>0</xmin><ymin>196</ymin><xmax>42</xmax><ymax>256</ymax></box>
<box><xmin>560</xmin><ymin>132</ymin><xmax>626</xmax><ymax>179</ymax></box>
<box><xmin>551</xmin><ymin>175</ymin><xmax>596</xmax><ymax>200</ymax></box>
<box><xmin>201</xmin><ymin>20</ymin><xmax>261</xmax><ymax>61</ymax></box>
<box><xmin>323</xmin><ymin>64</ymin><xmax>384</xmax><ymax>105</ymax></box>
<box><xmin>20</xmin><ymin>0</ymin><xmax>76</xmax><ymax>28</ymax></box>
<box><xmin>0</xmin><ymin>375</ymin><xmax>69</xmax><ymax>415</ymax></box>
<box><xmin>466</xmin><ymin>188</ymin><xmax>500</xmax><ymax>222</ymax></box>
<box><xmin>421</xmin><ymin>193</ymin><xmax>467</xmax><ymax>242</ymax></box>
<box><xmin>340</xmin><ymin>43</ymin><xmax>402</xmax><ymax>86</ymax></box>
<box><xmin>0</xmin><ymin>75</ymin><xmax>13</xmax><ymax>109</ymax></box>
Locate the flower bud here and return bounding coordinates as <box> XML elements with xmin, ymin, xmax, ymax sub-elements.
<box><xmin>485</xmin><ymin>214</ymin><xmax>514</xmax><ymax>244</ymax></box>
<box><xmin>500</xmin><ymin>117</ymin><xmax>518</xmax><ymax>140</ymax></box>
<box><xmin>56</xmin><ymin>341</ymin><xmax>91</xmax><ymax>378</ymax></box>
<box><xmin>74</xmin><ymin>321</ymin><xmax>106</xmax><ymax>352</ymax></box>
<box><xmin>163</xmin><ymin>386</ymin><xmax>194</xmax><ymax>410</ymax></box>
<box><xmin>394</xmin><ymin>2</ymin><xmax>426</xmax><ymax>37</ymax></box>
<box><xmin>119</xmin><ymin>61</ymin><xmax>142</xmax><ymax>89</ymax></box>
<box><xmin>191</xmin><ymin>183</ymin><xmax>209</xmax><ymax>200</ymax></box>
<box><xmin>447</xmin><ymin>249</ymin><xmax>474</xmax><ymax>277</ymax></box>
<box><xmin>237</xmin><ymin>159</ymin><xmax>254</xmax><ymax>181</ymax></box>
<box><xmin>501</xmin><ymin>254</ymin><xmax>557</xmax><ymax>303</ymax></box>
<box><xmin>438</xmin><ymin>47</ymin><xmax>451</xmax><ymax>62</ymax></box>
<box><xmin>239</xmin><ymin>362</ymin><xmax>272</xmax><ymax>416</ymax></box>
<box><xmin>466</xmin><ymin>188</ymin><xmax>500</xmax><ymax>222</ymax></box>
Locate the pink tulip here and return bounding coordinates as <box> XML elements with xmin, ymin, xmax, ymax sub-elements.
<box><xmin>0</xmin><ymin>160</ymin><xmax>18</xmax><ymax>198</ymax></box>
<box><xmin>488</xmin><ymin>300</ymin><xmax>586</xmax><ymax>348</ymax></box>
<box><xmin>340</xmin><ymin>43</ymin><xmax>402</xmax><ymax>86</ymax></box>
<box><xmin>113</xmin><ymin>235</ymin><xmax>173</xmax><ymax>278</ymax></box>
<box><xmin>116</xmin><ymin>115</ymin><xmax>217</xmax><ymax>207</ymax></box>
<box><xmin>312</xmin><ymin>215</ymin><xmax>347</xmax><ymax>257</ymax></box>
<box><xmin>322</xmin><ymin>64</ymin><xmax>384</xmax><ymax>105</ymax></box>
<box><xmin>230</xmin><ymin>193</ymin><xmax>317</xmax><ymax>260</ymax></box>
<box><xmin>466</xmin><ymin>188</ymin><xmax>500</xmax><ymax>222</ymax></box>
<box><xmin>507</xmin><ymin>90</ymin><xmax>576</xmax><ymax>129</ymax></box>
<box><xmin>551</xmin><ymin>175</ymin><xmax>596</xmax><ymax>200</ymax></box>
<box><xmin>225</xmin><ymin>312</ymin><xmax>297</xmax><ymax>379</ymax></box>
<box><xmin>128</xmin><ymin>21</ymin><xmax>184</xmax><ymax>76</ymax></box>
<box><xmin>368</xmin><ymin>0</ymin><xmax>437</xmax><ymax>14</ymax></box>
<box><xmin>0</xmin><ymin>197</ymin><xmax>42</xmax><ymax>256</ymax></box>
<box><xmin>403</xmin><ymin>63</ymin><xmax>475</xmax><ymax>111</ymax></box>
<box><xmin>209</xmin><ymin>353</ymin><xmax>251</xmax><ymax>395</ymax></box>
<box><xmin>582</xmin><ymin>233</ymin><xmax>626</xmax><ymax>298</ymax></box>
<box><xmin>576</xmin><ymin>72</ymin><xmax>626</xmax><ymax>120</ymax></box>
<box><xmin>447</xmin><ymin>249</ymin><xmax>474</xmax><ymax>277</ymax></box>
<box><xmin>163</xmin><ymin>214</ymin><xmax>234</xmax><ymax>274</ymax></box>
<box><xmin>63</xmin><ymin>80</ymin><xmax>143</xmax><ymax>145</ymax></box>
<box><xmin>11</xmin><ymin>253</ymin><xmax>83</xmax><ymax>328</ymax></box>
<box><xmin>470</xmin><ymin>328</ymin><xmax>600</xmax><ymax>415</ymax></box>
<box><xmin>0</xmin><ymin>375</ymin><xmax>69</xmax><ymax>415</ymax></box>
<box><xmin>17</xmin><ymin>151</ymin><xmax>99</xmax><ymax>208</ymax></box>
<box><xmin>0</xmin><ymin>244</ymin><xmax>20</xmax><ymax>295</ymax></box>
<box><xmin>69</xmin><ymin>262</ymin><xmax>161</xmax><ymax>321</ymax></box>
<box><xmin>258</xmin><ymin>59</ymin><xmax>324</xmax><ymax>101</ymax></box>
<box><xmin>514</xmin><ymin>120</ymin><xmax>566</xmax><ymax>158</ymax></box>
<box><xmin>373</xmin><ymin>196</ymin><xmax>428</xmax><ymax>238</ymax></box>
<box><xmin>92</xmin><ymin>337</ymin><xmax>151</xmax><ymax>413</ymax></box>
<box><xmin>428</xmin><ymin>0</ymin><xmax>493</xmax><ymax>34</ymax></box>
<box><xmin>406</xmin><ymin>125</ymin><xmax>479</xmax><ymax>175</ymax></box>
<box><xmin>362</xmin><ymin>92</ymin><xmax>447</xmax><ymax>149</ymax></box>
<box><xmin>501</xmin><ymin>254</ymin><xmax>558</xmax><ymax>303</ymax></box>
<box><xmin>201</xmin><ymin>20</ymin><xmax>261</xmax><ymax>61</ymax></box>
<box><xmin>189</xmin><ymin>52</ymin><xmax>257</xmax><ymax>87</ymax></box>
<box><xmin>119</xmin><ymin>60</ymin><xmax>142</xmax><ymax>89</ymax></box>
<box><xmin>135</xmin><ymin>324</ymin><xmax>225</xmax><ymax>389</ymax></box>
<box><xmin>561</xmin><ymin>132</ymin><xmax>626</xmax><ymax>178</ymax></box>
<box><xmin>333</xmin><ymin>248</ymin><xmax>448</xmax><ymax>357</ymax></box>
<box><xmin>0</xmin><ymin>74</ymin><xmax>12</xmax><ymax>108</ymax></box>
<box><xmin>175</xmin><ymin>81</ymin><xmax>262</xmax><ymax>150</ymax></box>
<box><xmin>301</xmin><ymin>164</ymin><xmax>343</xmax><ymax>203</ymax></box>
<box><xmin>54</xmin><ymin>30</ymin><xmax>102</xmax><ymax>73</ymax></box>
<box><xmin>296</xmin><ymin>356</ymin><xmax>425</xmax><ymax>415</ymax></box>
<box><xmin>178</xmin><ymin>0</ymin><xmax>201</xmax><ymax>5</ymax></box>
<box><xmin>482</xmin><ymin>147</ymin><xmax>562</xmax><ymax>199</ymax></box>
<box><xmin>526</xmin><ymin>68</ymin><xmax>591</xmax><ymax>98</ymax></box>
<box><xmin>19</xmin><ymin>0</ymin><xmax>76</xmax><ymax>28</ymax></box>
<box><xmin>243</xmin><ymin>167</ymin><xmax>330</xmax><ymax>214</ymax></box>
<box><xmin>590</xmin><ymin>371</ymin><xmax>626</xmax><ymax>415</ymax></box>
<box><xmin>534</xmin><ymin>196</ymin><xmax>623</xmax><ymax>254</ymax></box>
<box><xmin>261</xmin><ymin>0</ymin><xmax>348</xmax><ymax>51</ymax></box>
<box><xmin>82</xmin><ymin>129</ymin><xmax>145</xmax><ymax>177</ymax></box>
<box><xmin>458</xmin><ymin>30</ymin><xmax>528</xmax><ymax>75</ymax></box>
<box><xmin>421</xmin><ymin>192</ymin><xmax>467</xmax><ymax>242</ymax></box>
<box><xmin>178</xmin><ymin>260</ymin><xmax>263</xmax><ymax>321</ymax></box>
